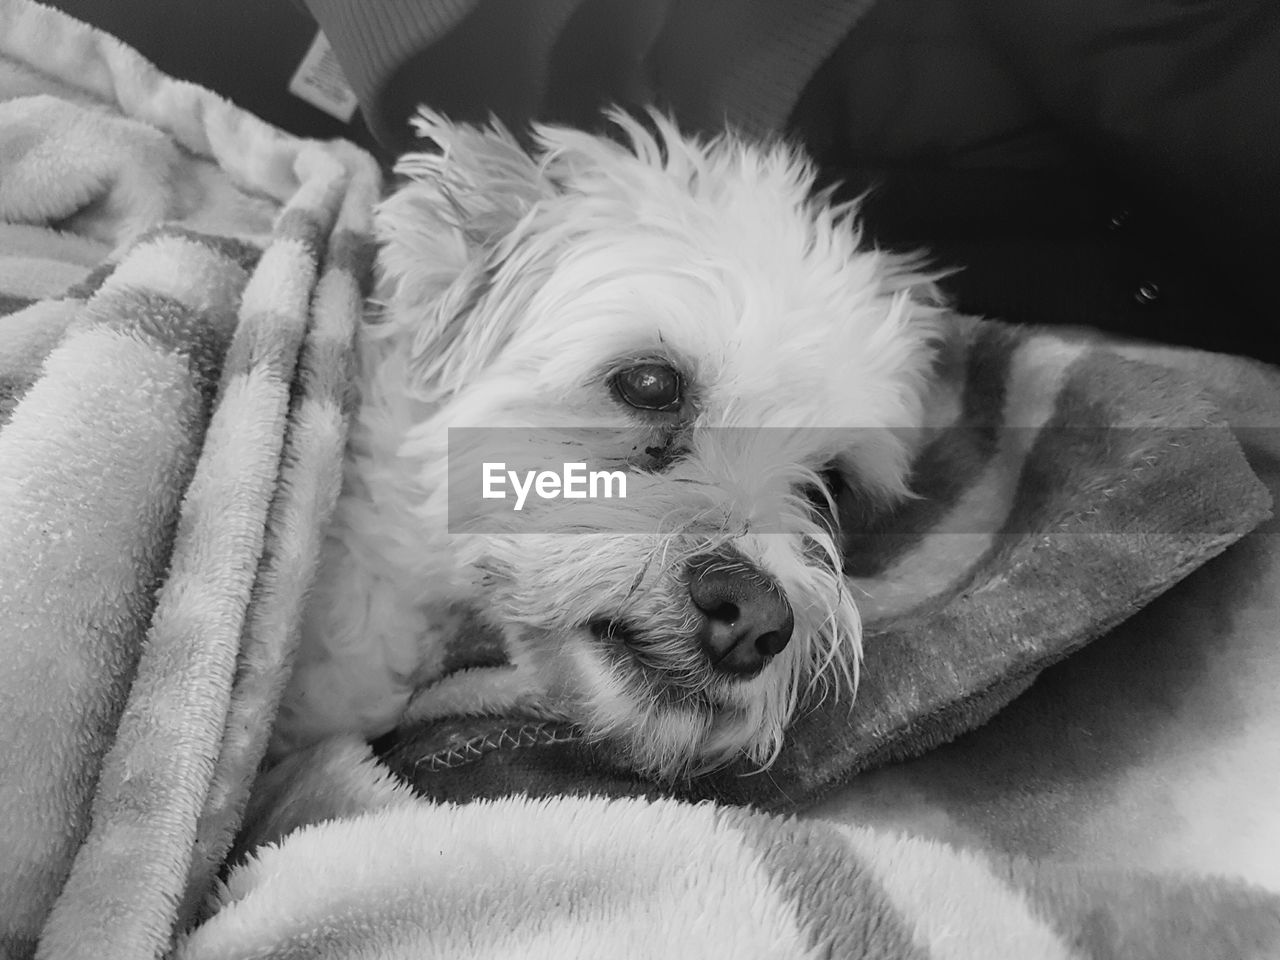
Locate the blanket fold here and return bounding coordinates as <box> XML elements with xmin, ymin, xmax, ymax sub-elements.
<box><xmin>2</xmin><ymin>1</ymin><xmax>1279</xmax><ymax>957</ymax></box>
<box><xmin>217</xmin><ymin>738</ymin><xmax>1280</xmax><ymax>960</ymax></box>
<box><xmin>1</xmin><ymin>2</ymin><xmax>379</xmax><ymax>956</ymax></box>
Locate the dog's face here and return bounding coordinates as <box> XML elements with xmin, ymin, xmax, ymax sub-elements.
<box><xmin>363</xmin><ymin>110</ymin><xmax>943</xmax><ymax>778</ymax></box>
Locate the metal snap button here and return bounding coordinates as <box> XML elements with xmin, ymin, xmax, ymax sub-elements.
<box><xmin>1133</xmin><ymin>281</ymin><xmax>1161</xmax><ymax>305</ymax></box>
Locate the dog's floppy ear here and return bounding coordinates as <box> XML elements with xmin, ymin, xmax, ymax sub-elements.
<box><xmin>373</xmin><ymin>109</ymin><xmax>556</xmax><ymax>396</ymax></box>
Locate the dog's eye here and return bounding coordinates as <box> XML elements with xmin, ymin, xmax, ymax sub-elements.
<box><xmin>612</xmin><ymin>363</ymin><xmax>682</xmax><ymax>412</ymax></box>
<box><xmin>805</xmin><ymin>467</ymin><xmax>845</xmax><ymax>525</ymax></box>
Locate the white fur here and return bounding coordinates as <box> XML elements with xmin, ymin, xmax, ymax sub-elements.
<box><xmin>273</xmin><ymin>109</ymin><xmax>945</xmax><ymax>778</ymax></box>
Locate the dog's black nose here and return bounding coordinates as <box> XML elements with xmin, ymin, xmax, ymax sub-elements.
<box><xmin>687</xmin><ymin>553</ymin><xmax>794</xmax><ymax>676</ymax></box>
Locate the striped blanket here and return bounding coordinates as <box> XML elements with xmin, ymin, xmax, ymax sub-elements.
<box><xmin>0</xmin><ymin>1</ymin><xmax>379</xmax><ymax>955</ymax></box>
<box><xmin>196</xmin><ymin>740</ymin><xmax>1280</xmax><ymax>960</ymax></box>
<box><xmin>3</xmin><ymin>1</ymin><xmax>1279</xmax><ymax>957</ymax></box>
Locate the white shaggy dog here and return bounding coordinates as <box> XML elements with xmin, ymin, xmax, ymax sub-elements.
<box><xmin>273</xmin><ymin>109</ymin><xmax>945</xmax><ymax>779</ymax></box>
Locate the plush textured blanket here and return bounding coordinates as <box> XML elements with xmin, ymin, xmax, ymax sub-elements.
<box><xmin>198</xmin><ymin>737</ymin><xmax>1280</xmax><ymax>960</ymax></box>
<box><xmin>0</xmin><ymin>2</ymin><xmax>379</xmax><ymax>955</ymax></box>
<box><xmin>2</xmin><ymin>1</ymin><xmax>1278</xmax><ymax>958</ymax></box>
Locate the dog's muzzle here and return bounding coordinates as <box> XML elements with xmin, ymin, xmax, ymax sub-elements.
<box><xmin>687</xmin><ymin>552</ymin><xmax>794</xmax><ymax>677</ymax></box>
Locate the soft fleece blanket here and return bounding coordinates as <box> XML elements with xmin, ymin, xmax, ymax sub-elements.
<box><xmin>0</xmin><ymin>1</ymin><xmax>379</xmax><ymax>955</ymax></box>
<box><xmin>2</xmin><ymin>2</ymin><xmax>1279</xmax><ymax>958</ymax></box>
<box><xmin>196</xmin><ymin>736</ymin><xmax>1280</xmax><ymax>960</ymax></box>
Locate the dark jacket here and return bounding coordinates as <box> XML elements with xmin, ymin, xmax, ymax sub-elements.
<box><xmin>790</xmin><ymin>0</ymin><xmax>1280</xmax><ymax>361</ymax></box>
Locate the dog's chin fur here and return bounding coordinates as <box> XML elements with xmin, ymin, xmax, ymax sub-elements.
<box><xmin>273</xmin><ymin>108</ymin><xmax>947</xmax><ymax>780</ymax></box>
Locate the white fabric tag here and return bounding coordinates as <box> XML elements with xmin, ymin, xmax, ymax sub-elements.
<box><xmin>288</xmin><ymin>30</ymin><xmax>359</xmax><ymax>123</ymax></box>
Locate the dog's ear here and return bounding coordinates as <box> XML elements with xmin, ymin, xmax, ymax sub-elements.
<box><xmin>373</xmin><ymin>109</ymin><xmax>556</xmax><ymax>396</ymax></box>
